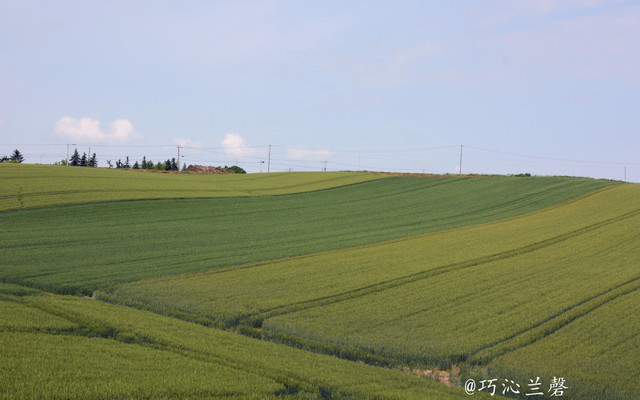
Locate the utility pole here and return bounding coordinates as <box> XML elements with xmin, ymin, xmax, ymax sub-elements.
<box><xmin>624</xmin><ymin>166</ymin><xmax>627</xmax><ymax>181</ymax></box>
<box><xmin>267</xmin><ymin>145</ymin><xmax>271</xmax><ymax>173</ymax></box>
<box><xmin>459</xmin><ymin>145</ymin><xmax>463</xmax><ymax>175</ymax></box>
<box><xmin>66</xmin><ymin>143</ymin><xmax>76</xmax><ymax>166</ymax></box>
<box><xmin>323</xmin><ymin>161</ymin><xmax>327</xmax><ymax>171</ymax></box>
<box><xmin>177</xmin><ymin>145</ymin><xmax>182</xmax><ymax>169</ymax></box>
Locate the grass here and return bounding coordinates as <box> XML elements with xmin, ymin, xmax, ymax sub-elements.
<box><xmin>0</xmin><ymin>163</ymin><xmax>385</xmax><ymax>211</ymax></box>
<box><xmin>1</xmin><ymin>172</ymin><xmax>616</xmax><ymax>295</ymax></box>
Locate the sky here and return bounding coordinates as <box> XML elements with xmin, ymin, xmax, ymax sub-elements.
<box><xmin>1</xmin><ymin>0</ymin><xmax>639</xmax><ymax>180</ymax></box>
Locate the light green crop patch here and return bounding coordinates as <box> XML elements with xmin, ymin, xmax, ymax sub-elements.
<box><xmin>0</xmin><ymin>163</ymin><xmax>386</xmax><ymax>211</ymax></box>
<box><xmin>0</xmin><ymin>294</ymin><xmax>490</xmax><ymax>400</ymax></box>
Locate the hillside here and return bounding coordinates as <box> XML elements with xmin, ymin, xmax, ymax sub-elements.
<box><xmin>1</xmin><ymin>164</ymin><xmax>637</xmax><ymax>399</ymax></box>
<box><xmin>1</xmin><ymin>169</ymin><xmax>615</xmax><ymax>294</ymax></box>
<box><xmin>103</xmin><ymin>184</ymin><xmax>639</xmax><ymax>399</ymax></box>
<box><xmin>0</xmin><ymin>163</ymin><xmax>385</xmax><ymax>211</ymax></box>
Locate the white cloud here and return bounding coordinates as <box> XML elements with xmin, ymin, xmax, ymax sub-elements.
<box><xmin>222</xmin><ymin>133</ymin><xmax>261</xmax><ymax>158</ymax></box>
<box><xmin>55</xmin><ymin>117</ymin><xmax>138</xmax><ymax>142</ymax></box>
<box><xmin>285</xmin><ymin>146</ymin><xmax>334</xmax><ymax>161</ymax></box>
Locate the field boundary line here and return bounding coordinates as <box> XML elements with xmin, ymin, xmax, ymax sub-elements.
<box><xmin>240</xmin><ymin>207</ymin><xmax>640</xmax><ymax>327</ymax></box>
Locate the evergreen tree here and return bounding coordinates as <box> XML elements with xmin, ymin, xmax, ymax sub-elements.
<box><xmin>141</xmin><ymin>156</ymin><xmax>147</xmax><ymax>169</ymax></box>
<box><xmin>124</xmin><ymin>156</ymin><xmax>131</xmax><ymax>169</ymax></box>
<box><xmin>116</xmin><ymin>159</ymin><xmax>123</xmax><ymax>168</ymax></box>
<box><xmin>164</xmin><ymin>159</ymin><xmax>172</xmax><ymax>171</ymax></box>
<box><xmin>89</xmin><ymin>153</ymin><xmax>98</xmax><ymax>168</ymax></box>
<box><xmin>182</xmin><ymin>163</ymin><xmax>187</xmax><ymax>171</ymax></box>
<box><xmin>170</xmin><ymin>158</ymin><xmax>178</xmax><ymax>171</ymax></box>
<box><xmin>132</xmin><ymin>161</ymin><xmax>140</xmax><ymax>169</ymax></box>
<box><xmin>70</xmin><ymin>149</ymin><xmax>81</xmax><ymax>166</ymax></box>
<box><xmin>80</xmin><ymin>153</ymin><xmax>88</xmax><ymax>167</ymax></box>
<box><xmin>11</xmin><ymin>149</ymin><xmax>24</xmax><ymax>163</ymax></box>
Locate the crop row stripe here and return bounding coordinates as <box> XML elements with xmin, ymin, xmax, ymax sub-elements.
<box><xmin>467</xmin><ymin>275</ymin><xmax>640</xmax><ymax>364</ymax></box>
<box><xmin>11</xmin><ymin>297</ymin><xmax>403</xmax><ymax>400</ymax></box>
<box><xmin>240</xmin><ymin>207</ymin><xmax>640</xmax><ymax>328</ymax></box>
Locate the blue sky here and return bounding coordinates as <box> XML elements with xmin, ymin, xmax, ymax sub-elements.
<box><xmin>1</xmin><ymin>1</ymin><xmax>639</xmax><ymax>180</ymax></box>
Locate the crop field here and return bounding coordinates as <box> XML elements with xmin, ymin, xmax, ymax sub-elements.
<box><xmin>0</xmin><ymin>163</ymin><xmax>384</xmax><ymax>211</ymax></box>
<box><xmin>104</xmin><ymin>184</ymin><xmax>640</xmax><ymax>399</ymax></box>
<box><xmin>1</xmin><ymin>171</ymin><xmax>614</xmax><ymax>294</ymax></box>
<box><xmin>1</xmin><ymin>164</ymin><xmax>638</xmax><ymax>399</ymax></box>
<box><xmin>0</xmin><ymin>294</ymin><xmax>482</xmax><ymax>400</ymax></box>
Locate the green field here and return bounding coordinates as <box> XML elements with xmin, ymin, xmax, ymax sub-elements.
<box><xmin>0</xmin><ymin>163</ymin><xmax>385</xmax><ymax>211</ymax></box>
<box><xmin>1</xmin><ymin>170</ymin><xmax>615</xmax><ymax>294</ymax></box>
<box><xmin>1</xmin><ymin>294</ymin><xmax>485</xmax><ymax>400</ymax></box>
<box><xmin>1</xmin><ymin>164</ymin><xmax>637</xmax><ymax>399</ymax></box>
<box><xmin>103</xmin><ymin>184</ymin><xmax>640</xmax><ymax>399</ymax></box>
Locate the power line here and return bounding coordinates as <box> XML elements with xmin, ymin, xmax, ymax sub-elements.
<box><xmin>4</xmin><ymin>142</ymin><xmax>638</xmax><ymax>180</ymax></box>
<box><xmin>466</xmin><ymin>145</ymin><xmax>640</xmax><ymax>166</ymax></box>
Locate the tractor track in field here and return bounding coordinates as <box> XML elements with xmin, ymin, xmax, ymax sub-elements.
<box><xmin>467</xmin><ymin>275</ymin><xmax>640</xmax><ymax>364</ymax></box>
<box><xmin>239</xmin><ymin>207</ymin><xmax>640</xmax><ymax>328</ymax></box>
<box><xmin>7</xmin><ymin>297</ymin><xmax>392</xmax><ymax>400</ymax></box>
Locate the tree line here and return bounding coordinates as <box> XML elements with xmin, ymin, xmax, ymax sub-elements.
<box><xmin>0</xmin><ymin>149</ymin><xmax>24</xmax><ymax>163</ymax></box>
<box><xmin>66</xmin><ymin>149</ymin><xmax>98</xmax><ymax>167</ymax></box>
<box><xmin>1</xmin><ymin>147</ymin><xmax>245</xmax><ymax>173</ymax></box>
<box><xmin>107</xmin><ymin>156</ymin><xmax>186</xmax><ymax>171</ymax></box>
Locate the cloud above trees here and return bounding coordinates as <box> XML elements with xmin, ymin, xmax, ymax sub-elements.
<box><xmin>222</xmin><ymin>133</ymin><xmax>262</xmax><ymax>158</ymax></box>
<box><xmin>55</xmin><ymin>117</ymin><xmax>138</xmax><ymax>142</ymax></box>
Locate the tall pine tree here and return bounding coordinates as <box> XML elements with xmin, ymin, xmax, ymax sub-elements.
<box><xmin>70</xmin><ymin>149</ymin><xmax>81</xmax><ymax>166</ymax></box>
<box><xmin>11</xmin><ymin>149</ymin><xmax>24</xmax><ymax>163</ymax></box>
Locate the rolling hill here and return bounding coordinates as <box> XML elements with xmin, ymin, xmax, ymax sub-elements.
<box><xmin>1</xmin><ymin>163</ymin><xmax>636</xmax><ymax>399</ymax></box>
